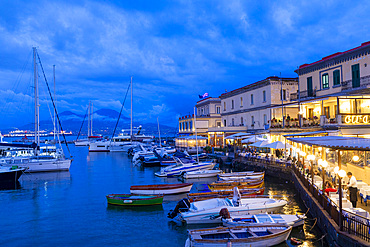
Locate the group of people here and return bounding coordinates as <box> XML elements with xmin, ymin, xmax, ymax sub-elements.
<box><xmin>323</xmin><ymin>172</ymin><xmax>358</xmax><ymax>208</ymax></box>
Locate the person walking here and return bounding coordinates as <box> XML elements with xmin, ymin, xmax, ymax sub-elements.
<box><xmin>347</xmin><ymin>172</ymin><xmax>358</xmax><ymax>208</ymax></box>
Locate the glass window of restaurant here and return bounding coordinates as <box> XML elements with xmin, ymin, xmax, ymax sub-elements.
<box><xmin>338</xmin><ymin>98</ymin><xmax>370</xmax><ymax>114</ymax></box>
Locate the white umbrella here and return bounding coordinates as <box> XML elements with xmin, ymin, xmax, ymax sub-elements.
<box><xmin>249</xmin><ymin>140</ymin><xmax>270</xmax><ymax>147</ymax></box>
<box><xmin>225</xmin><ymin>132</ymin><xmax>251</xmax><ymax>140</ymax></box>
<box><xmin>262</xmin><ymin>141</ymin><xmax>292</xmax><ymax>149</ymax></box>
<box><xmin>241</xmin><ymin>136</ymin><xmax>267</xmax><ymax>144</ymax></box>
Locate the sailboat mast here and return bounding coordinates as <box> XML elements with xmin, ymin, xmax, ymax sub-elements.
<box><xmin>91</xmin><ymin>102</ymin><xmax>93</xmax><ymax>136</ymax></box>
<box><xmin>157</xmin><ymin>117</ymin><xmax>161</xmax><ymax>147</ymax></box>
<box><xmin>53</xmin><ymin>65</ymin><xmax>56</xmax><ymax>140</ymax></box>
<box><xmin>194</xmin><ymin>107</ymin><xmax>199</xmax><ymax>163</ymax></box>
<box><xmin>88</xmin><ymin>101</ymin><xmax>90</xmax><ymax>136</ymax></box>
<box><xmin>130</xmin><ymin>76</ymin><xmax>133</xmax><ymax>139</ymax></box>
<box><xmin>33</xmin><ymin>47</ymin><xmax>40</xmax><ymax>148</ymax></box>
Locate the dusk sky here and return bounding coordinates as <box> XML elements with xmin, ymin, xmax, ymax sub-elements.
<box><xmin>0</xmin><ymin>0</ymin><xmax>369</xmax><ymax>129</ymax></box>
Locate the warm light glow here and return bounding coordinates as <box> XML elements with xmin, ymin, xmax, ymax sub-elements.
<box><xmin>334</xmin><ymin>166</ymin><xmax>340</xmax><ymax>174</ymax></box>
<box><xmin>318</xmin><ymin>147</ymin><xmax>322</xmax><ymax>151</ymax></box>
<box><xmin>326</xmin><ymin>149</ymin><xmax>330</xmax><ymax>153</ymax></box>
<box><xmin>340</xmin><ymin>100</ymin><xmax>351</xmax><ymax>113</ymax></box>
<box><xmin>321</xmin><ymin>160</ymin><xmax>328</xmax><ymax>168</ymax></box>
<box><xmin>299</xmin><ymin>151</ymin><xmax>306</xmax><ymax>157</ymax></box>
<box><xmin>338</xmin><ymin>169</ymin><xmax>347</xmax><ymax>178</ymax></box>
<box><xmin>296</xmin><ymin>148</ymin><xmax>300</xmax><ymax>153</ymax></box>
<box><xmin>313</xmin><ymin>107</ymin><xmax>321</xmax><ymax>114</ymax></box>
<box><xmin>299</xmin><ymin>111</ymin><xmax>304</xmax><ymax>115</ymax></box>
<box><xmin>352</xmin><ymin>155</ymin><xmax>360</xmax><ymax>162</ymax></box>
<box><xmin>317</xmin><ymin>159</ymin><xmax>323</xmax><ymax>166</ymax></box>
<box><xmin>307</xmin><ymin>154</ymin><xmax>316</xmax><ymax>161</ymax></box>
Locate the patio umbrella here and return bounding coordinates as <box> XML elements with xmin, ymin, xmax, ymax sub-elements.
<box><xmin>225</xmin><ymin>132</ymin><xmax>251</xmax><ymax>140</ymax></box>
<box><xmin>262</xmin><ymin>141</ymin><xmax>292</xmax><ymax>149</ymax></box>
<box><xmin>249</xmin><ymin>140</ymin><xmax>270</xmax><ymax>147</ymax></box>
<box><xmin>241</xmin><ymin>136</ymin><xmax>267</xmax><ymax>144</ymax></box>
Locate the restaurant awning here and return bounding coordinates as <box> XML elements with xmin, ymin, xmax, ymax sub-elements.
<box><xmin>286</xmin><ymin>136</ymin><xmax>370</xmax><ymax>151</ymax></box>
<box><xmin>283</xmin><ymin>130</ymin><xmax>339</xmax><ymax>137</ymax></box>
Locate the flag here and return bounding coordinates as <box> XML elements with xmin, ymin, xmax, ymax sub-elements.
<box><xmin>198</xmin><ymin>92</ymin><xmax>209</xmax><ymax>99</ymax></box>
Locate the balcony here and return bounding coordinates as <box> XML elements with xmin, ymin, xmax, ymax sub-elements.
<box><xmin>341</xmin><ymin>75</ymin><xmax>370</xmax><ymax>92</ymax></box>
<box><xmin>290</xmin><ymin>90</ymin><xmax>316</xmax><ymax>101</ymax></box>
<box><xmin>208</xmin><ymin>125</ymin><xmax>248</xmax><ymax>132</ymax></box>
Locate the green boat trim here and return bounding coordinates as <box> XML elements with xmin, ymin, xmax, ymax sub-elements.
<box><xmin>106</xmin><ymin>194</ymin><xmax>164</xmax><ymax>206</ymax></box>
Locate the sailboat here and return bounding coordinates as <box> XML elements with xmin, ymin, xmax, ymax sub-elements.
<box><xmin>89</xmin><ymin>77</ymin><xmax>153</xmax><ymax>152</ymax></box>
<box><xmin>0</xmin><ymin>48</ymin><xmax>72</xmax><ymax>172</ymax></box>
<box><xmin>75</xmin><ymin>101</ymin><xmax>102</xmax><ymax>146</ymax></box>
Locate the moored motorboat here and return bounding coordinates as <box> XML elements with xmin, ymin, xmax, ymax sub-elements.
<box><xmin>187</xmin><ymin>188</ymin><xmax>265</xmax><ymax>202</ymax></box>
<box><xmin>222</xmin><ymin>213</ymin><xmax>306</xmax><ymax>228</ymax></box>
<box><xmin>218</xmin><ymin>171</ymin><xmax>255</xmax><ymax>178</ymax></box>
<box><xmin>106</xmin><ymin>194</ymin><xmax>163</xmax><ymax>206</ymax></box>
<box><xmin>155</xmin><ymin>158</ymin><xmax>216</xmax><ymax>177</ymax></box>
<box><xmin>130</xmin><ymin>183</ymin><xmax>193</xmax><ymax>195</ymax></box>
<box><xmin>185</xmin><ymin>224</ymin><xmax>292</xmax><ymax>247</ymax></box>
<box><xmin>182</xmin><ymin>169</ymin><xmax>222</xmax><ymax>179</ymax></box>
<box><xmin>0</xmin><ymin>165</ymin><xmax>26</xmax><ymax>184</ymax></box>
<box><xmin>218</xmin><ymin>171</ymin><xmax>265</xmax><ymax>181</ymax></box>
<box><xmin>169</xmin><ymin>197</ymin><xmax>287</xmax><ymax>224</ymax></box>
<box><xmin>208</xmin><ymin>179</ymin><xmax>264</xmax><ymax>191</ymax></box>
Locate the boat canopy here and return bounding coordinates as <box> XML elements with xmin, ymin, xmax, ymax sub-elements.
<box><xmin>0</xmin><ymin>142</ymin><xmax>37</xmax><ymax>149</ymax></box>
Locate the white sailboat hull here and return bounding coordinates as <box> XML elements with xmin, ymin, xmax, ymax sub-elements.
<box><xmin>12</xmin><ymin>159</ymin><xmax>72</xmax><ymax>172</ymax></box>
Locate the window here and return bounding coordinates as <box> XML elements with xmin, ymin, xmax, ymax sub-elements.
<box><xmin>251</xmin><ymin>94</ymin><xmax>254</xmax><ymax>105</ymax></box>
<box><xmin>231</xmin><ymin>100</ymin><xmax>234</xmax><ymax>109</ymax></box>
<box><xmin>224</xmin><ymin>119</ymin><xmax>226</xmax><ymax>127</ymax></box>
<box><xmin>224</xmin><ymin>102</ymin><xmax>226</xmax><ymax>111</ymax></box>
<box><xmin>322</xmin><ymin>73</ymin><xmax>329</xmax><ymax>89</ymax></box>
<box><xmin>263</xmin><ymin>91</ymin><xmax>266</xmax><ymax>102</ymax></box>
<box><xmin>251</xmin><ymin>116</ymin><xmax>254</xmax><ymax>127</ymax></box>
<box><xmin>232</xmin><ymin>118</ymin><xmax>234</xmax><ymax>126</ymax></box>
<box><xmin>352</xmin><ymin>64</ymin><xmax>360</xmax><ymax>88</ymax></box>
<box><xmin>179</xmin><ymin>123</ymin><xmax>181</xmax><ymax>130</ymax></box>
<box><xmin>240</xmin><ymin>97</ymin><xmax>243</xmax><ymax>107</ymax></box>
<box><xmin>307</xmin><ymin>77</ymin><xmax>313</xmax><ymax>97</ymax></box>
<box><xmin>185</xmin><ymin>122</ymin><xmax>188</xmax><ymax>130</ymax></box>
<box><xmin>189</xmin><ymin>121</ymin><xmax>192</xmax><ymax>130</ymax></box>
<box><xmin>216</xmin><ymin>106</ymin><xmax>220</xmax><ymax>114</ymax></box>
<box><xmin>280</xmin><ymin>89</ymin><xmax>286</xmax><ymax>100</ymax></box>
<box><xmin>333</xmin><ymin>70</ymin><xmax>340</xmax><ymax>86</ymax></box>
<box><xmin>201</xmin><ymin>109</ymin><xmax>204</xmax><ymax>115</ymax></box>
<box><xmin>241</xmin><ymin>117</ymin><xmax>244</xmax><ymax>126</ymax></box>
<box><xmin>264</xmin><ymin>114</ymin><xmax>267</xmax><ymax>125</ymax></box>
<box><xmin>216</xmin><ymin>121</ymin><xmax>221</xmax><ymax>127</ymax></box>
<box><xmin>334</xmin><ymin>105</ymin><xmax>337</xmax><ymax>116</ymax></box>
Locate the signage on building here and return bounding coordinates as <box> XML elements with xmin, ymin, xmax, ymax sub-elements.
<box><xmin>343</xmin><ymin>115</ymin><xmax>370</xmax><ymax>124</ymax></box>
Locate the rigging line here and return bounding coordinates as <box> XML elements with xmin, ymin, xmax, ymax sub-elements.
<box><xmin>76</xmin><ymin>106</ymin><xmax>89</xmax><ymax>141</ymax></box>
<box><xmin>35</xmin><ymin>50</ymin><xmax>71</xmax><ymax>157</ymax></box>
<box><xmin>111</xmin><ymin>82</ymin><xmax>131</xmax><ymax>140</ymax></box>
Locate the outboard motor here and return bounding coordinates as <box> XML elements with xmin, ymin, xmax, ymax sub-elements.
<box><xmin>167</xmin><ymin>198</ymin><xmax>190</xmax><ymax>219</ymax></box>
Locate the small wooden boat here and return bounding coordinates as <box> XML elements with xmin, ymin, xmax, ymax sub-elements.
<box><xmin>187</xmin><ymin>188</ymin><xmax>265</xmax><ymax>202</ymax></box>
<box><xmin>222</xmin><ymin>213</ymin><xmax>306</xmax><ymax>228</ymax></box>
<box><xmin>218</xmin><ymin>171</ymin><xmax>255</xmax><ymax>177</ymax></box>
<box><xmin>185</xmin><ymin>224</ymin><xmax>292</xmax><ymax>247</ymax></box>
<box><xmin>218</xmin><ymin>171</ymin><xmax>265</xmax><ymax>181</ymax></box>
<box><xmin>130</xmin><ymin>183</ymin><xmax>193</xmax><ymax>195</ymax></box>
<box><xmin>208</xmin><ymin>179</ymin><xmax>264</xmax><ymax>191</ymax></box>
<box><xmin>106</xmin><ymin>194</ymin><xmax>163</xmax><ymax>206</ymax></box>
<box><xmin>183</xmin><ymin>169</ymin><xmax>222</xmax><ymax>179</ymax></box>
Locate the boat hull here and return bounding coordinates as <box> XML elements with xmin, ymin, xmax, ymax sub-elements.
<box><xmin>222</xmin><ymin>214</ymin><xmax>306</xmax><ymax>228</ymax></box>
<box><xmin>14</xmin><ymin>159</ymin><xmax>72</xmax><ymax>172</ymax></box>
<box><xmin>106</xmin><ymin>194</ymin><xmax>163</xmax><ymax>206</ymax></box>
<box><xmin>208</xmin><ymin>180</ymin><xmax>264</xmax><ymax>191</ymax></box>
<box><xmin>130</xmin><ymin>183</ymin><xmax>193</xmax><ymax>195</ymax></box>
<box><xmin>183</xmin><ymin>170</ymin><xmax>222</xmax><ymax>179</ymax></box>
<box><xmin>187</xmin><ymin>188</ymin><xmax>265</xmax><ymax>202</ymax></box>
<box><xmin>187</xmin><ymin>225</ymin><xmax>292</xmax><ymax>247</ymax></box>
<box><xmin>155</xmin><ymin>162</ymin><xmax>216</xmax><ymax>177</ymax></box>
<box><xmin>0</xmin><ymin>167</ymin><xmax>26</xmax><ymax>183</ymax></box>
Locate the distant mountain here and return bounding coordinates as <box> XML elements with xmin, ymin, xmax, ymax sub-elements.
<box><xmin>15</xmin><ymin>108</ymin><xmax>177</xmax><ymax>136</ymax></box>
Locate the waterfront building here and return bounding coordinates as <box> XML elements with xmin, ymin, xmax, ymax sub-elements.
<box><xmin>208</xmin><ymin>76</ymin><xmax>298</xmax><ymax>146</ymax></box>
<box><xmin>177</xmin><ymin>97</ymin><xmax>221</xmax><ymax>149</ymax></box>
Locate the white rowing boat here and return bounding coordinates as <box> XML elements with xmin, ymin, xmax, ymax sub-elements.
<box><xmin>183</xmin><ymin>169</ymin><xmax>222</xmax><ymax>179</ymax></box>
<box><xmin>130</xmin><ymin>183</ymin><xmax>193</xmax><ymax>195</ymax></box>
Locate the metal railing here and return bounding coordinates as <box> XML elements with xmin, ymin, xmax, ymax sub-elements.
<box><xmin>292</xmin><ymin>164</ymin><xmax>370</xmax><ymax>242</ymax></box>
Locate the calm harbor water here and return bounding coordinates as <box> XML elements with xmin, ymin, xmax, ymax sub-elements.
<box><xmin>0</xmin><ymin>144</ymin><xmax>327</xmax><ymax>246</ymax></box>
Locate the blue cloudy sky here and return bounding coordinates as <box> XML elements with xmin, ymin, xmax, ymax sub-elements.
<box><xmin>0</xmin><ymin>0</ymin><xmax>369</xmax><ymax>129</ymax></box>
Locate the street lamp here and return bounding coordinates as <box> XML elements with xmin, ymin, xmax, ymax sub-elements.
<box><xmin>338</xmin><ymin>169</ymin><xmax>346</xmax><ymax>231</ymax></box>
<box><xmin>321</xmin><ymin>160</ymin><xmax>328</xmax><ymax>191</ymax></box>
<box><xmin>307</xmin><ymin>154</ymin><xmax>316</xmax><ymax>186</ymax></box>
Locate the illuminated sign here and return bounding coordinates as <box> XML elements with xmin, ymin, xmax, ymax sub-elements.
<box><xmin>343</xmin><ymin>115</ymin><xmax>370</xmax><ymax>124</ymax></box>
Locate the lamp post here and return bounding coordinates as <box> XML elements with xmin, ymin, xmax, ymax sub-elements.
<box><xmin>338</xmin><ymin>169</ymin><xmax>346</xmax><ymax>231</ymax></box>
<box><xmin>321</xmin><ymin>160</ymin><xmax>328</xmax><ymax>192</ymax></box>
<box><xmin>307</xmin><ymin>154</ymin><xmax>316</xmax><ymax>186</ymax></box>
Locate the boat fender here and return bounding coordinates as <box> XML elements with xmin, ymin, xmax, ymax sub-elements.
<box><xmin>219</xmin><ymin>208</ymin><xmax>231</xmax><ymax>219</ymax></box>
